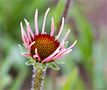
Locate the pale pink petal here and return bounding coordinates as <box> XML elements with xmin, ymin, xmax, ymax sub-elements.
<box><xmin>42</xmin><ymin>46</ymin><xmax>61</xmax><ymax>63</ymax></box>
<box><xmin>20</xmin><ymin>22</ymin><xmax>29</xmax><ymax>47</ymax></box>
<box><xmin>63</xmin><ymin>29</ymin><xmax>70</xmax><ymax>42</ymax></box>
<box><xmin>60</xmin><ymin>29</ymin><xmax>70</xmax><ymax>49</ymax></box>
<box><xmin>50</xmin><ymin>17</ymin><xmax>54</xmax><ymax>36</ymax></box>
<box><xmin>34</xmin><ymin>48</ymin><xmax>41</xmax><ymax>61</ymax></box>
<box><xmin>42</xmin><ymin>8</ymin><xmax>50</xmax><ymax>34</ymax></box>
<box><xmin>63</xmin><ymin>49</ymin><xmax>72</xmax><ymax>55</ymax></box>
<box><xmin>53</xmin><ymin>40</ymin><xmax>77</xmax><ymax>60</ymax></box>
<box><xmin>42</xmin><ymin>41</ymin><xmax>65</xmax><ymax>63</ymax></box>
<box><xmin>55</xmin><ymin>17</ymin><xmax>64</xmax><ymax>40</ymax></box>
<box><xmin>54</xmin><ymin>40</ymin><xmax>77</xmax><ymax>59</ymax></box>
<box><xmin>29</xmin><ymin>41</ymin><xmax>35</xmax><ymax>48</ymax></box>
<box><xmin>33</xmin><ymin>55</ymin><xmax>38</xmax><ymax>59</ymax></box>
<box><xmin>67</xmin><ymin>40</ymin><xmax>77</xmax><ymax>50</ymax></box>
<box><xmin>59</xmin><ymin>40</ymin><xmax>67</xmax><ymax>50</ymax></box>
<box><xmin>24</xmin><ymin>19</ymin><xmax>34</xmax><ymax>42</ymax></box>
<box><xmin>60</xmin><ymin>41</ymin><xmax>65</xmax><ymax>50</ymax></box>
<box><xmin>53</xmin><ymin>49</ymin><xmax>66</xmax><ymax>59</ymax></box>
<box><xmin>35</xmin><ymin>9</ymin><xmax>39</xmax><ymax>35</ymax></box>
<box><xmin>54</xmin><ymin>49</ymin><xmax>72</xmax><ymax>60</ymax></box>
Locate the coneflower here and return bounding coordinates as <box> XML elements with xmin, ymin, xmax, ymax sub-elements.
<box><xmin>19</xmin><ymin>8</ymin><xmax>77</xmax><ymax>90</ymax></box>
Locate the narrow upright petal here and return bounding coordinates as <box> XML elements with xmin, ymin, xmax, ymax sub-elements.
<box><xmin>61</xmin><ymin>29</ymin><xmax>70</xmax><ymax>49</ymax></box>
<box><xmin>63</xmin><ymin>29</ymin><xmax>70</xmax><ymax>42</ymax></box>
<box><xmin>50</xmin><ymin>17</ymin><xmax>54</xmax><ymax>36</ymax></box>
<box><xmin>20</xmin><ymin>22</ymin><xmax>29</xmax><ymax>47</ymax></box>
<box><xmin>55</xmin><ymin>17</ymin><xmax>64</xmax><ymax>40</ymax></box>
<box><xmin>67</xmin><ymin>40</ymin><xmax>77</xmax><ymax>50</ymax></box>
<box><xmin>35</xmin><ymin>9</ymin><xmax>39</xmax><ymax>35</ymax></box>
<box><xmin>24</xmin><ymin>19</ymin><xmax>34</xmax><ymax>42</ymax></box>
<box><xmin>42</xmin><ymin>8</ymin><xmax>50</xmax><ymax>34</ymax></box>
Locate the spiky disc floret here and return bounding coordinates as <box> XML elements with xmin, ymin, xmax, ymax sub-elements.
<box><xmin>31</xmin><ymin>34</ymin><xmax>59</xmax><ymax>60</ymax></box>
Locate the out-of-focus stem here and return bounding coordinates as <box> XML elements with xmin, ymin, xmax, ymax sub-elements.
<box><xmin>57</xmin><ymin>0</ymin><xmax>73</xmax><ymax>33</ymax></box>
<box><xmin>31</xmin><ymin>66</ymin><xmax>46</xmax><ymax>90</ymax></box>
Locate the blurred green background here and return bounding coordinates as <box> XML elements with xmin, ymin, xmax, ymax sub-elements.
<box><xmin>0</xmin><ymin>0</ymin><xmax>107</xmax><ymax>90</ymax></box>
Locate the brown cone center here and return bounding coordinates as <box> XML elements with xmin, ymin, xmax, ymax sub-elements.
<box><xmin>30</xmin><ymin>34</ymin><xmax>59</xmax><ymax>60</ymax></box>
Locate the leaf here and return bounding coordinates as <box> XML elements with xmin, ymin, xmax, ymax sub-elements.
<box><xmin>25</xmin><ymin>59</ymin><xmax>35</xmax><ymax>66</ymax></box>
<box><xmin>47</xmin><ymin>63</ymin><xmax>60</xmax><ymax>70</ymax></box>
<box><xmin>63</xmin><ymin>68</ymin><xmax>78</xmax><ymax>90</ymax></box>
<box><xmin>55</xmin><ymin>60</ymin><xmax>65</xmax><ymax>65</ymax></box>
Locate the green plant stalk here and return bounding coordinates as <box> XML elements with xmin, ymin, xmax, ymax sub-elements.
<box><xmin>31</xmin><ymin>65</ymin><xmax>46</xmax><ymax>90</ymax></box>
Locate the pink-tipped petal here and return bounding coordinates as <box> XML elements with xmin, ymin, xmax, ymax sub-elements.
<box><xmin>54</xmin><ymin>49</ymin><xmax>72</xmax><ymax>60</ymax></box>
<box><xmin>20</xmin><ymin>22</ymin><xmax>29</xmax><ymax>47</ymax></box>
<box><xmin>67</xmin><ymin>40</ymin><xmax>77</xmax><ymax>50</ymax></box>
<box><xmin>33</xmin><ymin>55</ymin><xmax>38</xmax><ymax>57</ymax></box>
<box><xmin>60</xmin><ymin>29</ymin><xmax>70</xmax><ymax>49</ymax></box>
<box><xmin>24</xmin><ymin>19</ymin><xmax>34</xmax><ymax>37</ymax></box>
<box><xmin>29</xmin><ymin>41</ymin><xmax>35</xmax><ymax>48</ymax></box>
<box><xmin>56</xmin><ymin>40</ymin><xmax>77</xmax><ymax>58</ymax></box>
<box><xmin>60</xmin><ymin>41</ymin><xmax>65</xmax><ymax>50</ymax></box>
<box><xmin>63</xmin><ymin>49</ymin><xmax>72</xmax><ymax>55</ymax></box>
<box><xmin>53</xmin><ymin>49</ymin><xmax>66</xmax><ymax>59</ymax></box>
<box><xmin>42</xmin><ymin>8</ymin><xmax>50</xmax><ymax>34</ymax></box>
<box><xmin>35</xmin><ymin>48</ymin><xmax>41</xmax><ymax>61</ymax></box>
<box><xmin>50</xmin><ymin>17</ymin><xmax>54</xmax><ymax>36</ymax></box>
<box><xmin>24</xmin><ymin>19</ymin><xmax>34</xmax><ymax>41</ymax></box>
<box><xmin>35</xmin><ymin>9</ymin><xmax>39</xmax><ymax>35</ymax></box>
<box><xmin>42</xmin><ymin>40</ymin><xmax>67</xmax><ymax>62</ymax></box>
<box><xmin>55</xmin><ymin>17</ymin><xmax>64</xmax><ymax>40</ymax></box>
<box><xmin>42</xmin><ymin>46</ymin><xmax>61</xmax><ymax>63</ymax></box>
<box><xmin>63</xmin><ymin>29</ymin><xmax>70</xmax><ymax>42</ymax></box>
<box><xmin>54</xmin><ymin>40</ymin><xmax>77</xmax><ymax>60</ymax></box>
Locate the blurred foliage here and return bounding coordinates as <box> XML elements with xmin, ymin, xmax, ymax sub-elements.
<box><xmin>0</xmin><ymin>0</ymin><xmax>107</xmax><ymax>90</ymax></box>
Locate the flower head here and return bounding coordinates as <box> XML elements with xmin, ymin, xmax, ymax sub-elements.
<box><xmin>20</xmin><ymin>8</ymin><xmax>77</xmax><ymax>63</ymax></box>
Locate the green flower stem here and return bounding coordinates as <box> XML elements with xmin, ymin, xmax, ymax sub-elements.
<box><xmin>31</xmin><ymin>65</ymin><xmax>46</xmax><ymax>90</ymax></box>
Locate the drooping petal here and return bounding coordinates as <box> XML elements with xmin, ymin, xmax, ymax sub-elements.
<box><xmin>33</xmin><ymin>48</ymin><xmax>41</xmax><ymax>61</ymax></box>
<box><xmin>53</xmin><ymin>49</ymin><xmax>66</xmax><ymax>59</ymax></box>
<box><xmin>59</xmin><ymin>40</ymin><xmax>77</xmax><ymax>57</ymax></box>
<box><xmin>42</xmin><ymin>8</ymin><xmax>50</xmax><ymax>34</ymax></box>
<box><xmin>29</xmin><ymin>41</ymin><xmax>35</xmax><ymax>48</ymax></box>
<box><xmin>20</xmin><ymin>22</ymin><xmax>29</xmax><ymax>47</ymax></box>
<box><xmin>24</xmin><ymin>19</ymin><xmax>34</xmax><ymax>42</ymax></box>
<box><xmin>67</xmin><ymin>40</ymin><xmax>77</xmax><ymax>50</ymax></box>
<box><xmin>42</xmin><ymin>46</ymin><xmax>61</xmax><ymax>63</ymax></box>
<box><xmin>53</xmin><ymin>40</ymin><xmax>77</xmax><ymax>60</ymax></box>
<box><xmin>54</xmin><ymin>49</ymin><xmax>72</xmax><ymax>60</ymax></box>
<box><xmin>63</xmin><ymin>49</ymin><xmax>72</xmax><ymax>55</ymax></box>
<box><xmin>35</xmin><ymin>9</ymin><xmax>39</xmax><ymax>35</ymax></box>
<box><xmin>50</xmin><ymin>17</ymin><xmax>54</xmax><ymax>36</ymax></box>
<box><xmin>55</xmin><ymin>17</ymin><xmax>64</xmax><ymax>40</ymax></box>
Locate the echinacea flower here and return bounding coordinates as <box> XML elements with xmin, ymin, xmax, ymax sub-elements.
<box><xmin>20</xmin><ymin>8</ymin><xmax>77</xmax><ymax>63</ymax></box>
